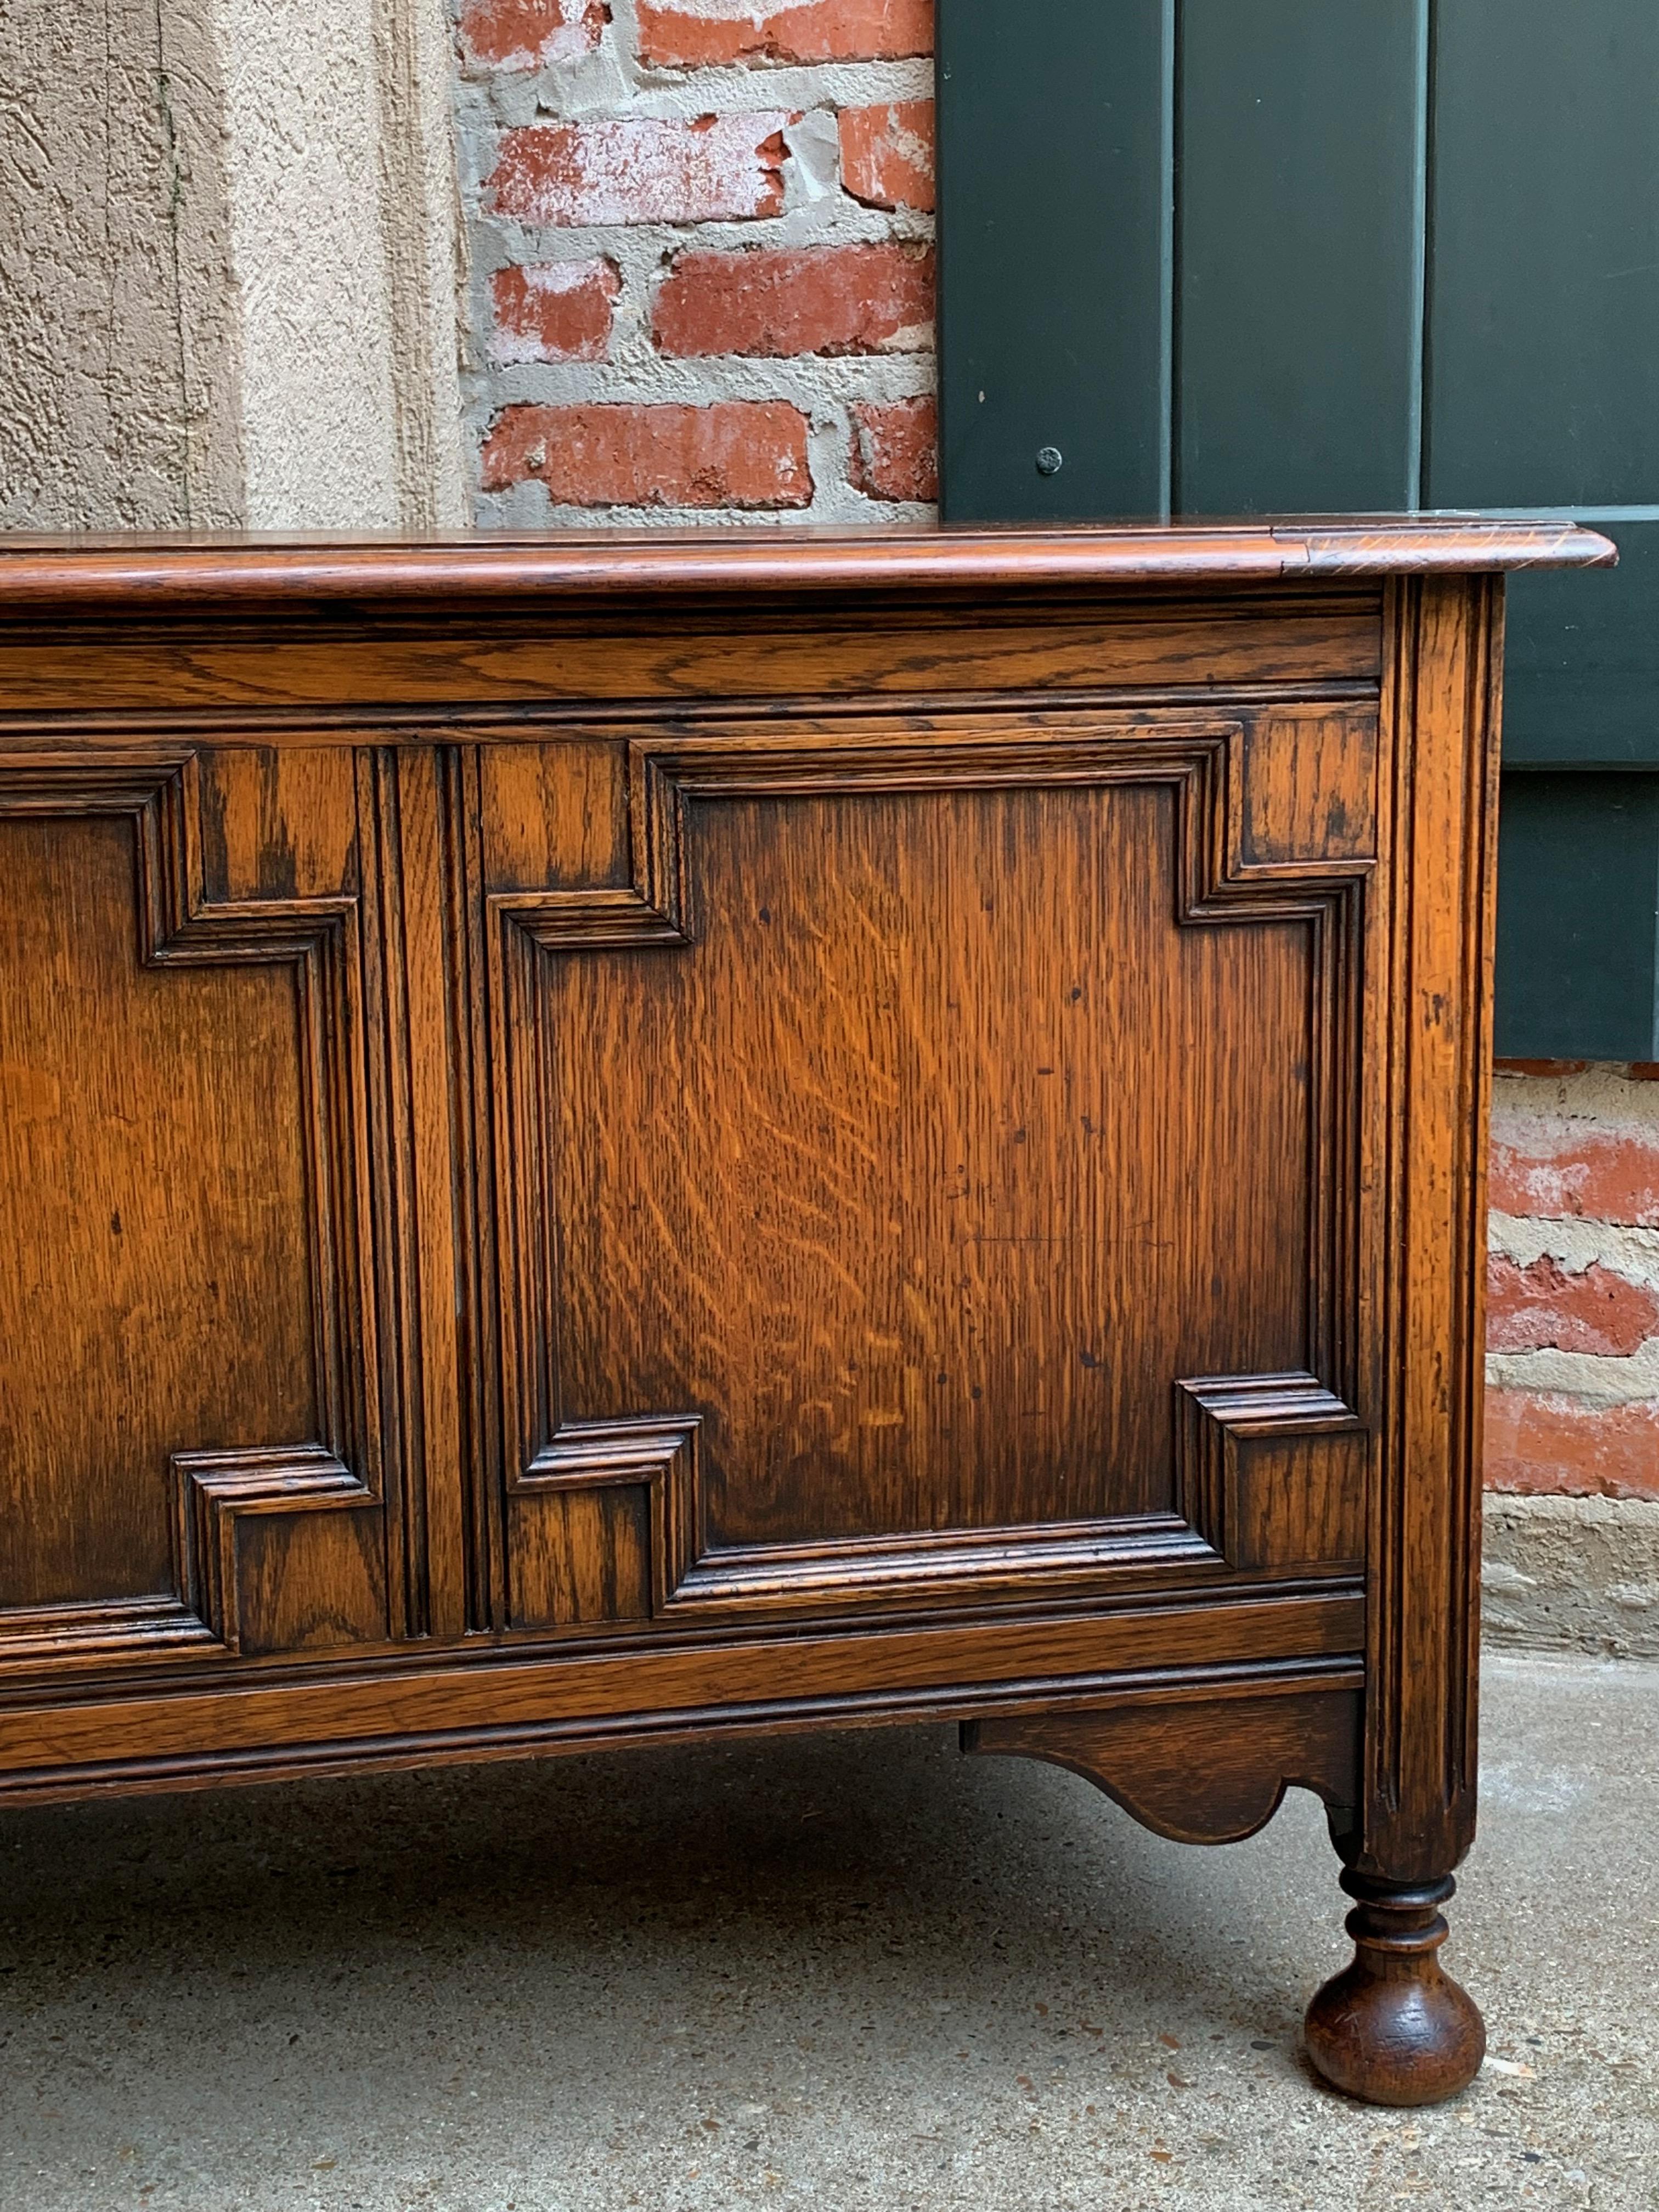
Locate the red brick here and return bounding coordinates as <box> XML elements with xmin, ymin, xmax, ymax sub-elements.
<box><xmin>490</xmin><ymin>260</ymin><xmax>620</xmax><ymax>363</ymax></box>
<box><xmin>460</xmin><ymin>0</ymin><xmax>607</xmax><ymax>70</ymax></box>
<box><xmin>637</xmin><ymin>0</ymin><xmax>930</xmax><ymax>68</ymax></box>
<box><xmin>839</xmin><ymin>99</ymin><xmax>934</xmax><ymax>212</ymax></box>
<box><xmin>479</xmin><ymin>400</ymin><xmax>812</xmax><ymax>507</ymax></box>
<box><xmin>653</xmin><ymin>244</ymin><xmax>932</xmax><ymax>358</ymax></box>
<box><xmin>1484</xmin><ymin>1390</ymin><xmax>1659</xmax><ymax>1499</ymax></box>
<box><xmin>1486</xmin><ymin>1254</ymin><xmax>1659</xmax><ymax>1357</ymax></box>
<box><xmin>1489</xmin><ymin>1126</ymin><xmax>1659</xmax><ymax>1228</ymax></box>
<box><xmin>850</xmin><ymin>396</ymin><xmax>936</xmax><ymax>501</ymax></box>
<box><xmin>489</xmin><ymin>115</ymin><xmax>793</xmax><ymax>228</ymax></box>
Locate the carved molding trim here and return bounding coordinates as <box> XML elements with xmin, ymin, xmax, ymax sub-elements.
<box><xmin>662</xmin><ymin>1515</ymin><xmax>1221</xmax><ymax>1617</ymax></box>
<box><xmin>174</xmin><ymin>1447</ymin><xmax>374</xmax><ymax>1655</ymax></box>
<box><xmin>1177</xmin><ymin>1373</ymin><xmax>1367</xmax><ymax>1573</ymax></box>
<box><xmin>510</xmin><ymin>1416</ymin><xmax>701</xmax><ymax>1620</ymax></box>
<box><xmin>1356</xmin><ymin>575</ymin><xmax>1499</xmax><ymax>1878</ymax></box>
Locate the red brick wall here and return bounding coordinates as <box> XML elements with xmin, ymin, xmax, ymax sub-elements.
<box><xmin>456</xmin><ymin>0</ymin><xmax>938</xmax><ymax>520</ymax></box>
<box><xmin>1486</xmin><ymin>1068</ymin><xmax>1659</xmax><ymax>1500</ymax></box>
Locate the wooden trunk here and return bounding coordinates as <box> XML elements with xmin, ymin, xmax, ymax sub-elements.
<box><xmin>0</xmin><ymin>520</ymin><xmax>1612</xmax><ymax>2104</ymax></box>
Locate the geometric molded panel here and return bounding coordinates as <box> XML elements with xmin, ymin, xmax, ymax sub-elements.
<box><xmin>174</xmin><ymin>1446</ymin><xmax>381</xmax><ymax>1657</ymax></box>
<box><xmin>506</xmin><ymin>1418</ymin><xmax>697</xmax><ymax>1632</ymax></box>
<box><xmin>484</xmin><ymin>713</ymin><xmax>1371</xmax><ymax>1631</ymax></box>
<box><xmin>511</xmin><ymin>1484</ymin><xmax>654</xmax><ymax>1629</ymax></box>
<box><xmin>0</xmin><ymin>752</ymin><xmax>398</xmax><ymax>1664</ymax></box>
<box><xmin>1176</xmin><ymin>1373</ymin><xmax>1367</xmax><ymax>1572</ymax></box>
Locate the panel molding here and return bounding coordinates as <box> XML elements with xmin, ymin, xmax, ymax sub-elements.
<box><xmin>175</xmin><ymin>1447</ymin><xmax>374</xmax><ymax>1656</ymax></box>
<box><xmin>0</xmin><ymin>752</ymin><xmax>398</xmax><ymax>1662</ymax></box>
<box><xmin>481</xmin><ymin>711</ymin><xmax>1372</xmax><ymax>1630</ymax></box>
<box><xmin>1176</xmin><ymin>1373</ymin><xmax>1367</xmax><ymax>1572</ymax></box>
<box><xmin>510</xmin><ymin>1416</ymin><xmax>701</xmax><ymax>1621</ymax></box>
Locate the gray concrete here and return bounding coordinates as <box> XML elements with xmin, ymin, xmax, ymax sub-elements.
<box><xmin>0</xmin><ymin>1653</ymin><xmax>1654</xmax><ymax>2211</ymax></box>
<box><xmin>1486</xmin><ymin>1495</ymin><xmax>1659</xmax><ymax>1660</ymax></box>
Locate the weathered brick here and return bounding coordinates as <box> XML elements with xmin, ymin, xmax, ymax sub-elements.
<box><xmin>850</xmin><ymin>395</ymin><xmax>936</xmax><ymax>501</ymax></box>
<box><xmin>460</xmin><ymin>0</ymin><xmax>607</xmax><ymax>71</ymax></box>
<box><xmin>1487</xmin><ymin>1254</ymin><xmax>1659</xmax><ymax>1357</ymax></box>
<box><xmin>1489</xmin><ymin>1126</ymin><xmax>1659</xmax><ymax>1229</ymax></box>
<box><xmin>479</xmin><ymin>400</ymin><xmax>813</xmax><ymax>506</ymax></box>
<box><xmin>490</xmin><ymin>260</ymin><xmax>621</xmax><ymax>363</ymax></box>
<box><xmin>839</xmin><ymin>99</ymin><xmax>934</xmax><ymax>212</ymax></box>
<box><xmin>1485</xmin><ymin>1390</ymin><xmax>1659</xmax><ymax>1499</ymax></box>
<box><xmin>489</xmin><ymin>115</ymin><xmax>793</xmax><ymax>228</ymax></box>
<box><xmin>637</xmin><ymin>0</ymin><xmax>930</xmax><ymax>68</ymax></box>
<box><xmin>653</xmin><ymin>244</ymin><xmax>932</xmax><ymax>358</ymax></box>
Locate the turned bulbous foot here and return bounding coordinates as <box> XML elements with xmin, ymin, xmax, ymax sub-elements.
<box><xmin>1304</xmin><ymin>1872</ymin><xmax>1486</xmax><ymax>2107</ymax></box>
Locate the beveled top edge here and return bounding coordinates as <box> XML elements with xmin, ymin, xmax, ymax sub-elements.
<box><xmin>0</xmin><ymin>517</ymin><xmax>1617</xmax><ymax>603</ymax></box>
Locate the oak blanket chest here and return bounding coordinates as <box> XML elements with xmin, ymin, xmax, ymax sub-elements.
<box><xmin>0</xmin><ymin>520</ymin><xmax>1612</xmax><ymax>2106</ymax></box>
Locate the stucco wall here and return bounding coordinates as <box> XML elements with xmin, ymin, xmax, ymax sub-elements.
<box><xmin>0</xmin><ymin>0</ymin><xmax>245</xmax><ymax>528</ymax></box>
<box><xmin>0</xmin><ymin>0</ymin><xmax>466</xmax><ymax>533</ymax></box>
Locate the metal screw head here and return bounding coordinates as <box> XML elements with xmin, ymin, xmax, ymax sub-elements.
<box><xmin>1035</xmin><ymin>445</ymin><xmax>1064</xmax><ymax>477</ymax></box>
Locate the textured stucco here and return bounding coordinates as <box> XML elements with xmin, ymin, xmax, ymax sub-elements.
<box><xmin>0</xmin><ymin>0</ymin><xmax>465</xmax><ymax>533</ymax></box>
<box><xmin>217</xmin><ymin>0</ymin><xmax>467</xmax><ymax>528</ymax></box>
<box><xmin>216</xmin><ymin>0</ymin><xmax>401</xmax><ymax>524</ymax></box>
<box><xmin>0</xmin><ymin>0</ymin><xmax>245</xmax><ymax>528</ymax></box>
<box><xmin>372</xmin><ymin>0</ymin><xmax>470</xmax><ymax>530</ymax></box>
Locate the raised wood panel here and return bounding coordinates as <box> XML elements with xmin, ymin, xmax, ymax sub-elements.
<box><xmin>1229</xmin><ymin>1433</ymin><xmax>1368</xmax><ymax>1572</ymax></box>
<box><xmin>195</xmin><ymin>745</ymin><xmax>360</xmax><ymax>904</ymax></box>
<box><xmin>0</xmin><ymin>808</ymin><xmax>316</xmax><ymax>1618</ymax></box>
<box><xmin>478</xmin><ymin>736</ymin><xmax>629</xmax><ymax>893</ymax></box>
<box><xmin>504</xmin><ymin>1418</ymin><xmax>696</xmax><ymax>1634</ymax></box>
<box><xmin>481</xmin><ymin>711</ymin><xmax>1369</xmax><ymax>1628</ymax></box>
<box><xmin>556</xmin><ymin>778</ymin><xmax>1308</xmax><ymax>1537</ymax></box>
<box><xmin>509</xmin><ymin>1487</ymin><xmax>653</xmax><ymax>1631</ymax></box>
<box><xmin>1236</xmin><ymin>706</ymin><xmax>1379</xmax><ymax>871</ymax></box>
<box><xmin>0</xmin><ymin>751</ymin><xmax>421</xmax><ymax>1663</ymax></box>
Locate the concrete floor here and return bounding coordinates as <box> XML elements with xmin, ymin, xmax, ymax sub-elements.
<box><xmin>0</xmin><ymin>1654</ymin><xmax>1652</xmax><ymax>2212</ymax></box>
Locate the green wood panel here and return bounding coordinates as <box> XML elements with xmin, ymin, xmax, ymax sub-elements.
<box><xmin>1175</xmin><ymin>0</ymin><xmax>1423</xmax><ymax>515</ymax></box>
<box><xmin>937</xmin><ymin>0</ymin><xmax>1168</xmax><ymax>523</ymax></box>
<box><xmin>1504</xmin><ymin>526</ymin><xmax>1659</xmax><ymax>768</ymax></box>
<box><xmin>1496</xmin><ymin>773</ymin><xmax>1659</xmax><ymax>1061</ymax></box>
<box><xmin>1427</xmin><ymin>0</ymin><xmax>1659</xmax><ymax>507</ymax></box>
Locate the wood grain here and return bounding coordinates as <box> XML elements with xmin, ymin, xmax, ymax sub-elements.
<box><xmin>963</xmin><ymin>1680</ymin><xmax>1363</xmax><ymax>1844</ymax></box>
<box><xmin>548</xmin><ymin>780</ymin><xmax>1309</xmax><ymax>1537</ymax></box>
<box><xmin>0</xmin><ymin>604</ymin><xmax>1382</xmax><ymax>718</ymax></box>
<box><xmin>0</xmin><ymin>1598</ymin><xmax>1363</xmax><ymax>1797</ymax></box>
<box><xmin>0</xmin><ymin>809</ymin><xmax>315</xmax><ymax>1616</ymax></box>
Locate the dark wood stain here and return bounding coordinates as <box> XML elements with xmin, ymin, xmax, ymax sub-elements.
<box><xmin>0</xmin><ymin>520</ymin><xmax>1609</xmax><ymax>2106</ymax></box>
